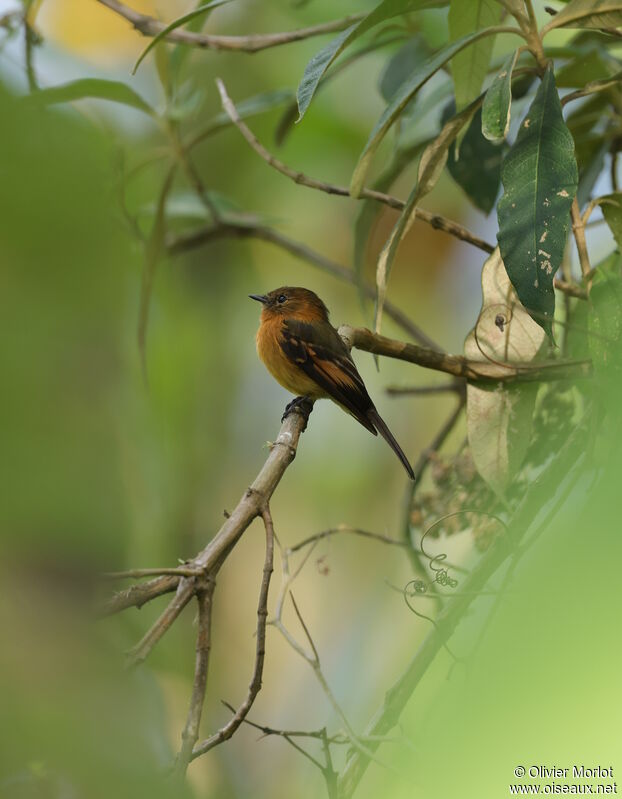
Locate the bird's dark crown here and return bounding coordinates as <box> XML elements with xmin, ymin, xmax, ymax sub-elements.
<box><xmin>249</xmin><ymin>286</ymin><xmax>330</xmax><ymax>322</ymax></box>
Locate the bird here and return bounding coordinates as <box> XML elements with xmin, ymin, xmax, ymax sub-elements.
<box><xmin>250</xmin><ymin>286</ymin><xmax>415</xmax><ymax>479</ymax></box>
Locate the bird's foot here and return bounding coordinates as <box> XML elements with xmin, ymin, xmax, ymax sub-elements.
<box><xmin>281</xmin><ymin>396</ymin><xmax>314</xmax><ymax>428</ymax></box>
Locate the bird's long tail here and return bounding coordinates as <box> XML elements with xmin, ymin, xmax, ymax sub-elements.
<box><xmin>367</xmin><ymin>408</ymin><xmax>415</xmax><ymax>480</ymax></box>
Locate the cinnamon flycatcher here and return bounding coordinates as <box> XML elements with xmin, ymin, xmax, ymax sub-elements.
<box><xmin>250</xmin><ymin>286</ymin><xmax>415</xmax><ymax>479</ymax></box>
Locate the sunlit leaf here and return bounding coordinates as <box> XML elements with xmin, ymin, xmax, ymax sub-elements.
<box><xmin>350</xmin><ymin>25</ymin><xmax>516</xmax><ymax>197</ymax></box>
<box><xmin>482</xmin><ymin>49</ymin><xmax>519</xmax><ymax>142</ymax></box>
<box><xmin>28</xmin><ymin>79</ymin><xmax>155</xmax><ymax>117</ymax></box>
<box><xmin>133</xmin><ymin>0</ymin><xmax>232</xmax><ymax>74</ymax></box>
<box><xmin>296</xmin><ymin>0</ymin><xmax>447</xmax><ymax>121</ymax></box>
<box><xmin>374</xmin><ymin>100</ymin><xmax>479</xmax><ymax>331</ymax></box>
<box><xmin>449</xmin><ymin>0</ymin><xmax>501</xmax><ymax>111</ymax></box>
<box><xmin>446</xmin><ymin>106</ymin><xmax>504</xmax><ymax>214</ymax></box>
<box><xmin>543</xmin><ymin>0</ymin><xmax>622</xmax><ymax>33</ymax></box>
<box><xmin>497</xmin><ymin>67</ymin><xmax>578</xmax><ymax>338</ymax></box>
<box><xmin>465</xmin><ymin>249</ymin><xmax>545</xmax><ymax>497</ymax></box>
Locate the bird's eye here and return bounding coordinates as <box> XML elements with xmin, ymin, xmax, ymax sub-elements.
<box><xmin>277</xmin><ymin>294</ymin><xmax>287</xmax><ymax>304</ymax></box>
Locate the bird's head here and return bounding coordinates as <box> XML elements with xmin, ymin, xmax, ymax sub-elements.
<box><xmin>249</xmin><ymin>286</ymin><xmax>330</xmax><ymax>323</ymax></box>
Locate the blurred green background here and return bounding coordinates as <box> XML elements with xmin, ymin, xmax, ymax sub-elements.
<box><xmin>1</xmin><ymin>2</ymin><xmax>620</xmax><ymax>798</ymax></box>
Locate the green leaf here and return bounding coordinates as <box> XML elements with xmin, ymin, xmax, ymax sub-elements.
<box><xmin>555</xmin><ymin>48</ymin><xmax>617</xmax><ymax>88</ymax></box>
<box><xmin>189</xmin><ymin>89</ymin><xmax>292</xmax><ymax>148</ymax></box>
<box><xmin>589</xmin><ymin>251</ymin><xmax>622</xmax><ymax>377</ymax></box>
<box><xmin>543</xmin><ymin>0</ymin><xmax>622</xmax><ymax>32</ymax></box>
<box><xmin>350</xmin><ymin>25</ymin><xmax>517</xmax><ymax>197</ymax></box>
<box><xmin>497</xmin><ymin>67</ymin><xmax>578</xmax><ymax>338</ymax></box>
<box><xmin>465</xmin><ymin>249</ymin><xmax>545</xmax><ymax>497</ymax></box>
<box><xmin>296</xmin><ymin>0</ymin><xmax>446</xmax><ymax>121</ymax></box>
<box><xmin>133</xmin><ymin>0</ymin><xmax>232</xmax><ymax>74</ymax></box>
<box><xmin>449</xmin><ymin>0</ymin><xmax>501</xmax><ymax>111</ymax></box>
<box><xmin>446</xmin><ymin>106</ymin><xmax>504</xmax><ymax>214</ymax></box>
<box><xmin>374</xmin><ymin>100</ymin><xmax>479</xmax><ymax>331</ymax></box>
<box><xmin>27</xmin><ymin>79</ymin><xmax>155</xmax><ymax>117</ymax></box>
<box><xmin>378</xmin><ymin>36</ymin><xmax>431</xmax><ymax>102</ymax></box>
<box><xmin>482</xmin><ymin>49</ymin><xmax>519</xmax><ymax>143</ymax></box>
<box><xmin>600</xmin><ymin>193</ymin><xmax>622</xmax><ymax>248</ymax></box>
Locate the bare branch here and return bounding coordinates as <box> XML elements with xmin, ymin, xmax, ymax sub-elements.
<box><xmin>287</xmin><ymin>526</ymin><xmax>408</xmax><ymax>554</ymax></box>
<box><xmin>176</xmin><ymin>576</ymin><xmax>217</xmax><ymax>775</ymax></box>
<box><xmin>386</xmin><ymin>382</ymin><xmax>464</xmax><ymax>397</ymax></box>
<box><xmin>570</xmin><ymin>197</ymin><xmax>592</xmax><ymax>284</ymax></box>
<box><xmin>191</xmin><ymin>505</ymin><xmax>275</xmax><ymax>758</ymax></box>
<box><xmin>102</xmin><ymin>566</ymin><xmax>203</xmax><ymax>579</ymax></box>
<box><xmin>215</xmin><ymin>79</ymin><xmax>496</xmax><ymax>256</ymax></box>
<box><xmin>338</xmin><ymin>325</ymin><xmax>592</xmax><ymax>384</ymax></box>
<box><xmin>96</xmin><ymin>0</ymin><xmax>363</xmax><ymax>53</ymax></box>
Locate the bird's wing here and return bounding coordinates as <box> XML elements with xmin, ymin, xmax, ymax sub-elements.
<box><xmin>280</xmin><ymin>319</ymin><xmax>377</xmax><ymax>435</ymax></box>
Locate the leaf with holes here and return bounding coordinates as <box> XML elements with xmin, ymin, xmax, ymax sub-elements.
<box><xmin>497</xmin><ymin>67</ymin><xmax>578</xmax><ymax>338</ymax></box>
<box><xmin>296</xmin><ymin>0</ymin><xmax>447</xmax><ymax>121</ymax></box>
<box><xmin>449</xmin><ymin>0</ymin><xmax>502</xmax><ymax>111</ymax></box>
<box><xmin>482</xmin><ymin>49</ymin><xmax>519</xmax><ymax>142</ymax></box>
<box><xmin>543</xmin><ymin>0</ymin><xmax>622</xmax><ymax>33</ymax></box>
<box><xmin>465</xmin><ymin>249</ymin><xmax>545</xmax><ymax>497</ymax></box>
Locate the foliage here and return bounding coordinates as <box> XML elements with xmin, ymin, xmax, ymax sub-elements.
<box><xmin>3</xmin><ymin>2</ymin><xmax>622</xmax><ymax>798</ymax></box>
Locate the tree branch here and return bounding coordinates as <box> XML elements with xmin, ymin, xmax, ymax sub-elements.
<box><xmin>191</xmin><ymin>505</ymin><xmax>275</xmax><ymax>758</ymax></box>
<box><xmin>176</xmin><ymin>576</ymin><xmax>216</xmax><ymax>775</ymax></box>
<box><xmin>167</xmin><ymin>220</ymin><xmax>440</xmax><ymax>349</ymax></box>
<box><xmin>96</xmin><ymin>0</ymin><xmax>363</xmax><ymax>53</ymax></box>
<box><xmin>215</xmin><ymin>78</ymin><xmax>496</xmax><ymax>256</ymax></box>
<box><xmin>339</xmin><ymin>325</ymin><xmax>592</xmax><ymax>384</ymax></box>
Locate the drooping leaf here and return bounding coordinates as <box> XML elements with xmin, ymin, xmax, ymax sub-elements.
<box><xmin>465</xmin><ymin>249</ymin><xmax>545</xmax><ymax>497</ymax></box>
<box><xmin>27</xmin><ymin>79</ymin><xmax>156</xmax><ymax>117</ymax></box>
<box><xmin>132</xmin><ymin>0</ymin><xmax>232</xmax><ymax>74</ymax></box>
<box><xmin>448</xmin><ymin>0</ymin><xmax>502</xmax><ymax>111</ymax></box>
<box><xmin>378</xmin><ymin>35</ymin><xmax>431</xmax><ymax>102</ymax></box>
<box><xmin>296</xmin><ymin>0</ymin><xmax>448</xmax><ymax>121</ymax></box>
<box><xmin>374</xmin><ymin>100</ymin><xmax>480</xmax><ymax>331</ymax></box>
<box><xmin>543</xmin><ymin>0</ymin><xmax>622</xmax><ymax>33</ymax></box>
<box><xmin>482</xmin><ymin>49</ymin><xmax>519</xmax><ymax>142</ymax></box>
<box><xmin>497</xmin><ymin>67</ymin><xmax>578</xmax><ymax>338</ymax></box>
<box><xmin>600</xmin><ymin>193</ymin><xmax>622</xmax><ymax>248</ymax></box>
<box><xmin>350</xmin><ymin>25</ymin><xmax>517</xmax><ymax>197</ymax></box>
<box><xmin>445</xmin><ymin>105</ymin><xmax>504</xmax><ymax>214</ymax></box>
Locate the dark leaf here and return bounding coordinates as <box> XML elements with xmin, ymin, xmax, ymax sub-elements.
<box><xmin>497</xmin><ymin>67</ymin><xmax>578</xmax><ymax>337</ymax></box>
<box><xmin>446</xmin><ymin>105</ymin><xmax>504</xmax><ymax>214</ymax></box>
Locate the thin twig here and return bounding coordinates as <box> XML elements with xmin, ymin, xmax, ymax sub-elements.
<box><xmin>176</xmin><ymin>576</ymin><xmax>216</xmax><ymax>775</ymax></box>
<box><xmin>571</xmin><ymin>197</ymin><xmax>592</xmax><ymax>285</ymax></box>
<box><xmin>167</xmin><ymin>221</ymin><xmax>441</xmax><ymax>349</ymax></box>
<box><xmin>215</xmin><ymin>79</ymin><xmax>495</xmax><ymax>256</ymax></box>
<box><xmin>337</xmin><ymin>428</ymin><xmax>588</xmax><ymax>798</ymax></box>
<box><xmin>191</xmin><ymin>505</ymin><xmax>275</xmax><ymax>758</ymax></box>
<box><xmin>401</xmin><ymin>398</ymin><xmax>465</xmax><ymax>588</ymax></box>
<box><xmin>339</xmin><ymin>325</ymin><xmax>592</xmax><ymax>384</ymax></box>
<box><xmin>386</xmin><ymin>382</ymin><xmax>464</xmax><ymax>397</ymax></box>
<box><xmin>96</xmin><ymin>0</ymin><xmax>364</xmax><ymax>53</ymax></box>
<box><xmin>102</xmin><ymin>566</ymin><xmax>203</xmax><ymax>579</ymax></box>
<box><xmin>287</xmin><ymin>526</ymin><xmax>408</xmax><ymax>554</ymax></box>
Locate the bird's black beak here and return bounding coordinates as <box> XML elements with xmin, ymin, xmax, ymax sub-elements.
<box><xmin>249</xmin><ymin>294</ymin><xmax>268</xmax><ymax>304</ymax></box>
